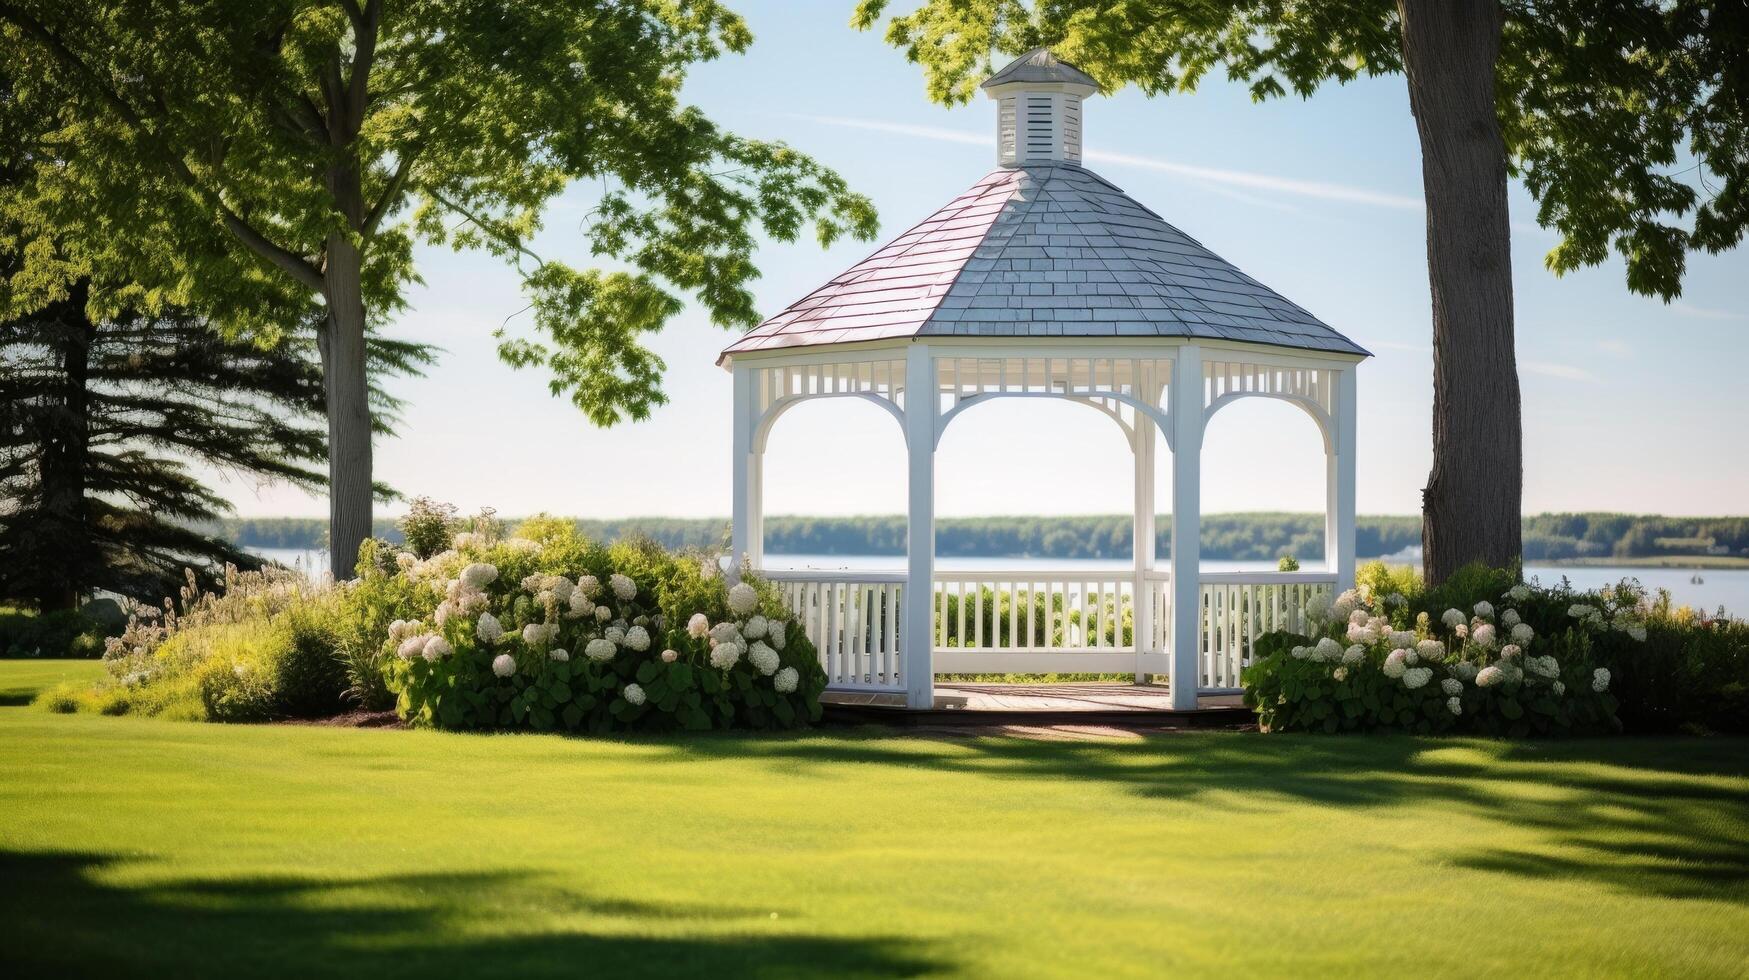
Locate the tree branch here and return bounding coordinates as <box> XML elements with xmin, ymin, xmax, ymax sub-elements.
<box><xmin>360</xmin><ymin>145</ymin><xmax>419</xmax><ymax>238</ymax></box>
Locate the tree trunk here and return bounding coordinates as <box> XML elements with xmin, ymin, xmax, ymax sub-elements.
<box><xmin>34</xmin><ymin>288</ymin><xmax>93</xmax><ymax>611</ymax></box>
<box><xmin>1399</xmin><ymin>0</ymin><xmax>1523</xmax><ymax>585</ymax></box>
<box><xmin>320</xmin><ymin>233</ymin><xmax>374</xmax><ymax>581</ymax></box>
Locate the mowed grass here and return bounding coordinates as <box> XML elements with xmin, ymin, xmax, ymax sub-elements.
<box><xmin>1</xmin><ymin>662</ymin><xmax>1745</xmax><ymax>979</ymax></box>
<box><xmin>0</xmin><ymin>658</ymin><xmax>105</xmax><ymax>707</ymax></box>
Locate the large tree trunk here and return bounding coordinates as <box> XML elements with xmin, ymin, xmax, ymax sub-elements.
<box><xmin>1399</xmin><ymin>0</ymin><xmax>1523</xmax><ymax>585</ymax></box>
<box><xmin>320</xmin><ymin>234</ymin><xmax>374</xmax><ymax>581</ymax></box>
<box><xmin>33</xmin><ymin>289</ymin><xmax>93</xmax><ymax>611</ymax></box>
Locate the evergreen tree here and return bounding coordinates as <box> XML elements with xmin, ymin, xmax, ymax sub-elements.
<box><xmin>0</xmin><ymin>279</ymin><xmax>427</xmax><ymax>609</ymax></box>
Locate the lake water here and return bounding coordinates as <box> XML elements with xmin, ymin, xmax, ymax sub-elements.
<box><xmin>250</xmin><ymin>546</ymin><xmax>1746</xmax><ymax>615</ymax></box>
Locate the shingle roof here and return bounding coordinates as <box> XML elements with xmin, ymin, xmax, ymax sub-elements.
<box><xmin>980</xmin><ymin>47</ymin><xmax>1099</xmax><ymax>90</ymax></box>
<box><xmin>721</xmin><ymin>163</ymin><xmax>1368</xmax><ymax>361</ymax></box>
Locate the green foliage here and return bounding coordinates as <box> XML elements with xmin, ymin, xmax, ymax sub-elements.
<box><xmin>854</xmin><ymin>0</ymin><xmax>1746</xmax><ymax>301</ymax></box>
<box><xmin>1243</xmin><ymin>570</ymin><xmax>1628</xmax><ymax>736</ymax></box>
<box><xmin>0</xmin><ymin>606</ymin><xmax>107</xmax><ymax>659</ymax></box>
<box><xmin>0</xmin><ymin>0</ymin><xmax>877</xmax><ymax>423</ymax></box>
<box><xmin>1612</xmin><ymin>597</ymin><xmax>1749</xmax><ymax>735</ymax></box>
<box><xmin>1276</xmin><ymin>555</ymin><xmax>1299</xmax><ymax>572</ymax></box>
<box><xmin>397</xmin><ymin>497</ymin><xmax>458</xmax><ymax>560</ymax></box>
<box><xmin>379</xmin><ymin>527</ymin><xmax>825</xmax><ymax>734</ymax></box>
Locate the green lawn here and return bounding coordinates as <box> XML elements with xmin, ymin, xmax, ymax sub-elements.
<box><xmin>1</xmin><ymin>661</ymin><xmax>1745</xmax><ymax>979</ymax></box>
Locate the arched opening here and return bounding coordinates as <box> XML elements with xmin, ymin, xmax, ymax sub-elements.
<box><xmin>757</xmin><ymin>396</ymin><xmax>907</xmax><ymax>570</ymax></box>
<box><xmin>1198</xmin><ymin>396</ymin><xmax>1331</xmax><ymax>571</ymax></box>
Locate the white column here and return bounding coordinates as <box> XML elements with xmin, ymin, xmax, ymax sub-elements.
<box><xmin>902</xmin><ymin>344</ymin><xmax>937</xmax><ymax>709</ymax></box>
<box><xmin>729</xmin><ymin>361</ymin><xmax>763</xmax><ymax>579</ymax></box>
<box><xmin>1169</xmin><ymin>347</ymin><xmax>1204</xmax><ymax>710</ymax></box>
<box><xmin>1131</xmin><ymin>412</ymin><xmax>1156</xmax><ymax>683</ymax></box>
<box><xmin>1325</xmin><ymin>366</ymin><xmax>1358</xmax><ymax>593</ymax></box>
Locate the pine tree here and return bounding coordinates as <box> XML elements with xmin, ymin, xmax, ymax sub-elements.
<box><xmin>0</xmin><ymin>279</ymin><xmax>427</xmax><ymax>609</ymax></box>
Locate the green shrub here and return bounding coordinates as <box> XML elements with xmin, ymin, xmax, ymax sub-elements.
<box><xmin>1244</xmin><ymin>565</ymin><xmax>1629</xmax><ymax>736</ymax></box>
<box><xmin>0</xmin><ymin>606</ymin><xmax>110</xmax><ymax>658</ymax></box>
<box><xmin>1610</xmin><ymin>597</ymin><xmax>1749</xmax><ymax>734</ymax></box>
<box><xmin>380</xmin><ymin>525</ymin><xmax>826</xmax><ymax>733</ymax></box>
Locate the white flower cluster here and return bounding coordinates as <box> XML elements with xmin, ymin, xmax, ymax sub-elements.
<box><xmin>748</xmin><ymin>642</ymin><xmax>781</xmax><ymax>676</ymax></box>
<box><xmin>1441</xmin><ymin>677</ymin><xmax>1464</xmax><ymax>696</ymax></box>
<box><xmin>1401</xmin><ymin>666</ymin><xmax>1433</xmax><ymax>690</ymax></box>
<box><xmin>610</xmin><ymin>574</ymin><xmax>637</xmax><ymax>601</ymax></box>
<box><xmin>585</xmin><ymin>638</ymin><xmax>617</xmax><ymax>662</ymax></box>
<box><xmin>1592</xmin><ymin>667</ymin><xmax>1611</xmax><ymax>693</ymax></box>
<box><xmin>623</xmin><ymin>683</ymin><xmax>646</xmax><ymax>706</ymax></box>
<box><xmin>492</xmin><ymin>653</ymin><xmax>516</xmax><ymax>677</ymax></box>
<box><xmin>774</xmin><ymin>666</ymin><xmax>799</xmax><ymax>693</ymax></box>
<box><xmin>727</xmin><ymin>582</ymin><xmax>759</xmax><ymax>616</ymax></box>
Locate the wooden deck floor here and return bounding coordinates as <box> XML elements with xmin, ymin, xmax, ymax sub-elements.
<box><xmin>820</xmin><ymin>683</ymin><xmax>1251</xmax><ymax>729</ymax></box>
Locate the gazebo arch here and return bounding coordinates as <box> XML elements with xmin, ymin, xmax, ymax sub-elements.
<box><xmin>720</xmin><ymin>49</ymin><xmax>1368</xmax><ymax>709</ymax></box>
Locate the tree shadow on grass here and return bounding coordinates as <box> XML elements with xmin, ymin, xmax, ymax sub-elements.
<box><xmin>651</xmin><ymin>730</ymin><xmax>1749</xmax><ymax>906</ymax></box>
<box><xmin>0</xmin><ymin>850</ymin><xmax>944</xmax><ymax>980</ymax></box>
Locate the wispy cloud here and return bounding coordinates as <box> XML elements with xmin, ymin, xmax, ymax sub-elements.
<box><xmin>1523</xmin><ymin>361</ymin><xmax>1598</xmax><ymax>383</ymax></box>
<box><xmin>1670</xmin><ymin>301</ymin><xmax>1743</xmax><ymax>321</ymax></box>
<box><xmin>790</xmin><ymin>113</ymin><xmax>1418</xmax><ymax>211</ymax></box>
<box><xmin>1598</xmin><ymin>339</ymin><xmax>1632</xmax><ymax>358</ymax></box>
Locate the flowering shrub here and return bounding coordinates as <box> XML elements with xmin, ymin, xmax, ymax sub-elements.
<box><xmin>1243</xmin><ymin>565</ymin><xmax>1642</xmax><ymax>736</ymax></box>
<box><xmin>377</xmin><ymin>523</ymin><xmax>825</xmax><ymax>732</ymax></box>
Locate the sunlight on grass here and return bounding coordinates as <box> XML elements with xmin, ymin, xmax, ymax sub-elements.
<box><xmin>1</xmin><ymin>661</ymin><xmax>1746</xmax><ymax>978</ymax></box>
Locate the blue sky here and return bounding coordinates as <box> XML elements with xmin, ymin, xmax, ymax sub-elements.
<box><xmin>214</xmin><ymin>2</ymin><xmax>1747</xmax><ymax>520</ymax></box>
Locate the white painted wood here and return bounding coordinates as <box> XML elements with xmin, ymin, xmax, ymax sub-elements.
<box><xmin>1328</xmin><ymin>366</ymin><xmax>1359</xmax><ymax>593</ymax></box>
<box><xmin>903</xmin><ymin>344</ymin><xmax>937</xmax><ymax>708</ymax></box>
<box><xmin>1169</xmin><ymin>345</ymin><xmax>1204</xmax><ymax>709</ymax></box>
<box><xmin>1193</xmin><ymin>574</ymin><xmax>1337</xmax><ymax>689</ymax></box>
<box><xmin>1132</xmin><ymin>410</ymin><xmax>1157</xmax><ymax>681</ymax></box>
<box><xmin>729</xmin><ymin>362</ymin><xmax>760</xmax><ymax>578</ymax></box>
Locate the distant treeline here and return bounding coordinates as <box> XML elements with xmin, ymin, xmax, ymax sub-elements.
<box><xmin>204</xmin><ymin>513</ymin><xmax>1749</xmax><ymax>563</ymax></box>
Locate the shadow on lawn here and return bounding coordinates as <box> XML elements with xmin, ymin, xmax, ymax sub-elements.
<box><xmin>664</xmin><ymin>730</ymin><xmax>1749</xmax><ymax>906</ymax></box>
<box><xmin>0</xmin><ymin>851</ymin><xmax>943</xmax><ymax>980</ymax></box>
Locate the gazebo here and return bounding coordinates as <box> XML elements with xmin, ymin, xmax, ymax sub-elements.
<box><xmin>720</xmin><ymin>49</ymin><xmax>1369</xmax><ymax>710</ymax></box>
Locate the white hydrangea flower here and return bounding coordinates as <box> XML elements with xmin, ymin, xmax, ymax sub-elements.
<box><xmin>1348</xmin><ymin>608</ymin><xmax>1370</xmax><ymax>627</ymax></box>
<box><xmin>387</xmin><ymin>619</ymin><xmax>412</xmax><ymax>643</ymax></box>
<box><xmin>1501</xmin><ymin>608</ymin><xmax>1521</xmax><ymax>628</ymax></box>
<box><xmin>1345</xmin><ymin>623</ymin><xmax>1377</xmax><ymax>645</ymax></box>
<box><xmin>395</xmin><ymin>551</ymin><xmax>417</xmax><ymax>571</ymax></box>
<box><xmin>709</xmin><ymin>641</ymin><xmax>742</xmax><ymax>669</ymax></box>
<box><xmin>548</xmin><ymin>577</ymin><xmax>574</xmax><ymax>603</ymax></box>
<box><xmin>1473</xmin><ymin>600</ymin><xmax>1494</xmax><ymax>619</ymax></box>
<box><xmin>709</xmin><ymin>621</ymin><xmax>742</xmax><ymax>646</ymax></box>
<box><xmin>1471</xmin><ymin>624</ymin><xmax>1497</xmax><ymax>649</ymax></box>
<box><xmin>1388</xmin><ymin>630</ymin><xmax>1416</xmax><ymax>649</ymax></box>
<box><xmin>1291</xmin><ymin>645</ymin><xmax>1309</xmax><ymax>660</ymax></box>
<box><xmin>433</xmin><ymin>602</ymin><xmax>453</xmax><ymax>627</ymax></box>
<box><xmin>396</xmin><ymin>635</ymin><xmax>425</xmax><ymax>660</ymax></box>
<box><xmin>1452</xmin><ymin>661</ymin><xmax>1479</xmax><ymax>682</ymax></box>
<box><xmin>604</xmin><ymin>626</ymin><xmax>626</xmax><ymax>647</ymax></box>
<box><xmin>1383</xmin><ymin>649</ymin><xmax>1407</xmax><ymax>679</ymax></box>
<box><xmin>744</xmin><ymin>615</ymin><xmax>769</xmax><ymax>640</ymax></box>
<box><xmin>1511</xmin><ymin>623</ymin><xmax>1535</xmax><ymax>646</ymax></box>
<box><xmin>610</xmin><ymin>573</ymin><xmax>637</xmax><ymax>601</ymax></box>
<box><xmin>1342</xmin><ymin>644</ymin><xmax>1366</xmax><ymax>664</ymax></box>
<box><xmin>460</xmin><ymin>562</ymin><xmax>498</xmax><ymax>588</ymax></box>
<box><xmin>1442</xmin><ymin>608</ymin><xmax>1466</xmax><ymax>629</ymax></box>
<box><xmin>1476</xmin><ymin>665</ymin><xmax>1505</xmax><ymax>688</ymax></box>
<box><xmin>491</xmin><ymin>653</ymin><xmax>516</xmax><ymax>678</ymax></box>
<box><xmin>1506</xmin><ymin>583</ymin><xmax>1532</xmax><ymax>602</ymax></box>
<box><xmin>1592</xmin><ymin>667</ymin><xmax>1611</xmax><ymax>693</ymax></box>
<box><xmin>1568</xmin><ymin>603</ymin><xmax>1595</xmax><ymax>620</ymax></box>
<box><xmin>622</xmin><ymin>683</ymin><xmax>646</xmax><ymax>706</ymax></box>
<box><xmin>624</xmin><ymin>626</ymin><xmax>651</xmax><ymax>652</ymax></box>
<box><xmin>1385</xmin><ymin>592</ymin><xmax>1407</xmax><ymax>608</ymax></box>
<box><xmin>1500</xmin><ymin>643</ymin><xmax>1523</xmax><ymax>660</ymax></box>
<box><xmin>595</xmin><ymin>605</ymin><xmax>612</xmax><ymax>623</ymax></box>
<box><xmin>549</xmin><ymin>648</ymin><xmax>570</xmax><ymax>662</ymax></box>
<box><xmin>476</xmin><ymin>612</ymin><xmax>504</xmax><ymax>644</ymax></box>
<box><xmin>661</xmin><ymin>648</ymin><xmax>679</xmax><ymax>663</ymax></box>
<box><xmin>1442</xmin><ymin>677</ymin><xmax>1463</xmax><ymax>696</ymax></box>
<box><xmin>1332</xmin><ymin>666</ymin><xmax>1349</xmax><ymax>682</ymax></box>
<box><xmin>748</xmin><ymin>641</ymin><xmax>780</xmax><ymax>676</ymax></box>
<box><xmin>1527</xmin><ymin>655</ymin><xmax>1560</xmax><ymax>679</ymax></box>
<box><xmin>566</xmin><ymin>592</ymin><xmax>594</xmax><ymax>620</ymax></box>
<box><xmin>727</xmin><ymin>582</ymin><xmax>759</xmax><ymax>616</ymax></box>
<box><xmin>422</xmin><ymin>635</ymin><xmax>452</xmax><ymax>662</ymax></box>
<box><xmin>522</xmin><ymin>623</ymin><xmax>552</xmax><ymax>648</ymax></box>
<box><xmin>584</xmin><ymin>638</ymin><xmax>617</xmax><ymax>662</ymax></box>
<box><xmin>1417</xmin><ymin>638</ymin><xmax>1446</xmax><ymax>661</ymax></box>
<box><xmin>1333</xmin><ymin>589</ymin><xmax>1362</xmax><ymax>620</ymax></box>
<box><xmin>1402</xmin><ymin>666</ymin><xmax>1433</xmax><ymax>690</ymax></box>
<box><xmin>774</xmin><ymin>666</ymin><xmax>799</xmax><ymax>694</ymax></box>
<box><xmin>576</xmin><ymin>575</ymin><xmax>601</xmax><ymax>598</ymax></box>
<box><xmin>1552</xmin><ymin>680</ymin><xmax>1565</xmax><ymax>696</ymax></box>
<box><xmin>1447</xmin><ymin>696</ymin><xmax>1463</xmax><ymax>716</ymax></box>
<box><xmin>766</xmin><ymin>621</ymin><xmax>787</xmax><ymax>650</ymax></box>
<box><xmin>1313</xmin><ymin>637</ymin><xmax>1342</xmax><ymax>663</ymax></box>
<box><xmin>687</xmin><ymin>613</ymin><xmax>710</xmax><ymax>639</ymax></box>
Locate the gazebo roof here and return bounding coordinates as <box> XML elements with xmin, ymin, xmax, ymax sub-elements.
<box><xmin>720</xmin><ymin>52</ymin><xmax>1367</xmax><ymax>364</ymax></box>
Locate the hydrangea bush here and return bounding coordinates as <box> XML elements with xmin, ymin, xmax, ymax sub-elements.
<box><xmin>1243</xmin><ymin>564</ymin><xmax>1644</xmax><ymax>736</ymax></box>
<box><xmin>375</xmin><ymin>522</ymin><xmax>824</xmax><ymax>732</ymax></box>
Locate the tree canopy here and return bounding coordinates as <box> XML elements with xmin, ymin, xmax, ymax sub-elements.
<box><xmin>853</xmin><ymin>0</ymin><xmax>1746</xmax><ymax>300</ymax></box>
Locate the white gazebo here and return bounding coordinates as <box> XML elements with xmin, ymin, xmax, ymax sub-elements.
<box><xmin>721</xmin><ymin>49</ymin><xmax>1368</xmax><ymax>710</ymax></box>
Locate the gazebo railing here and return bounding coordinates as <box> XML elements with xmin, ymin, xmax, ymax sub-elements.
<box><xmin>1196</xmin><ymin>571</ymin><xmax>1336</xmax><ymax>690</ymax></box>
<box><xmin>762</xmin><ymin>569</ymin><xmax>907</xmax><ymax>692</ymax></box>
<box><xmin>931</xmin><ymin>570</ymin><xmax>1142</xmax><ymax>673</ymax></box>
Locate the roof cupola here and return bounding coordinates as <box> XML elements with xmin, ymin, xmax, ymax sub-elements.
<box><xmin>981</xmin><ymin>47</ymin><xmax>1099</xmax><ymax>166</ymax></box>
